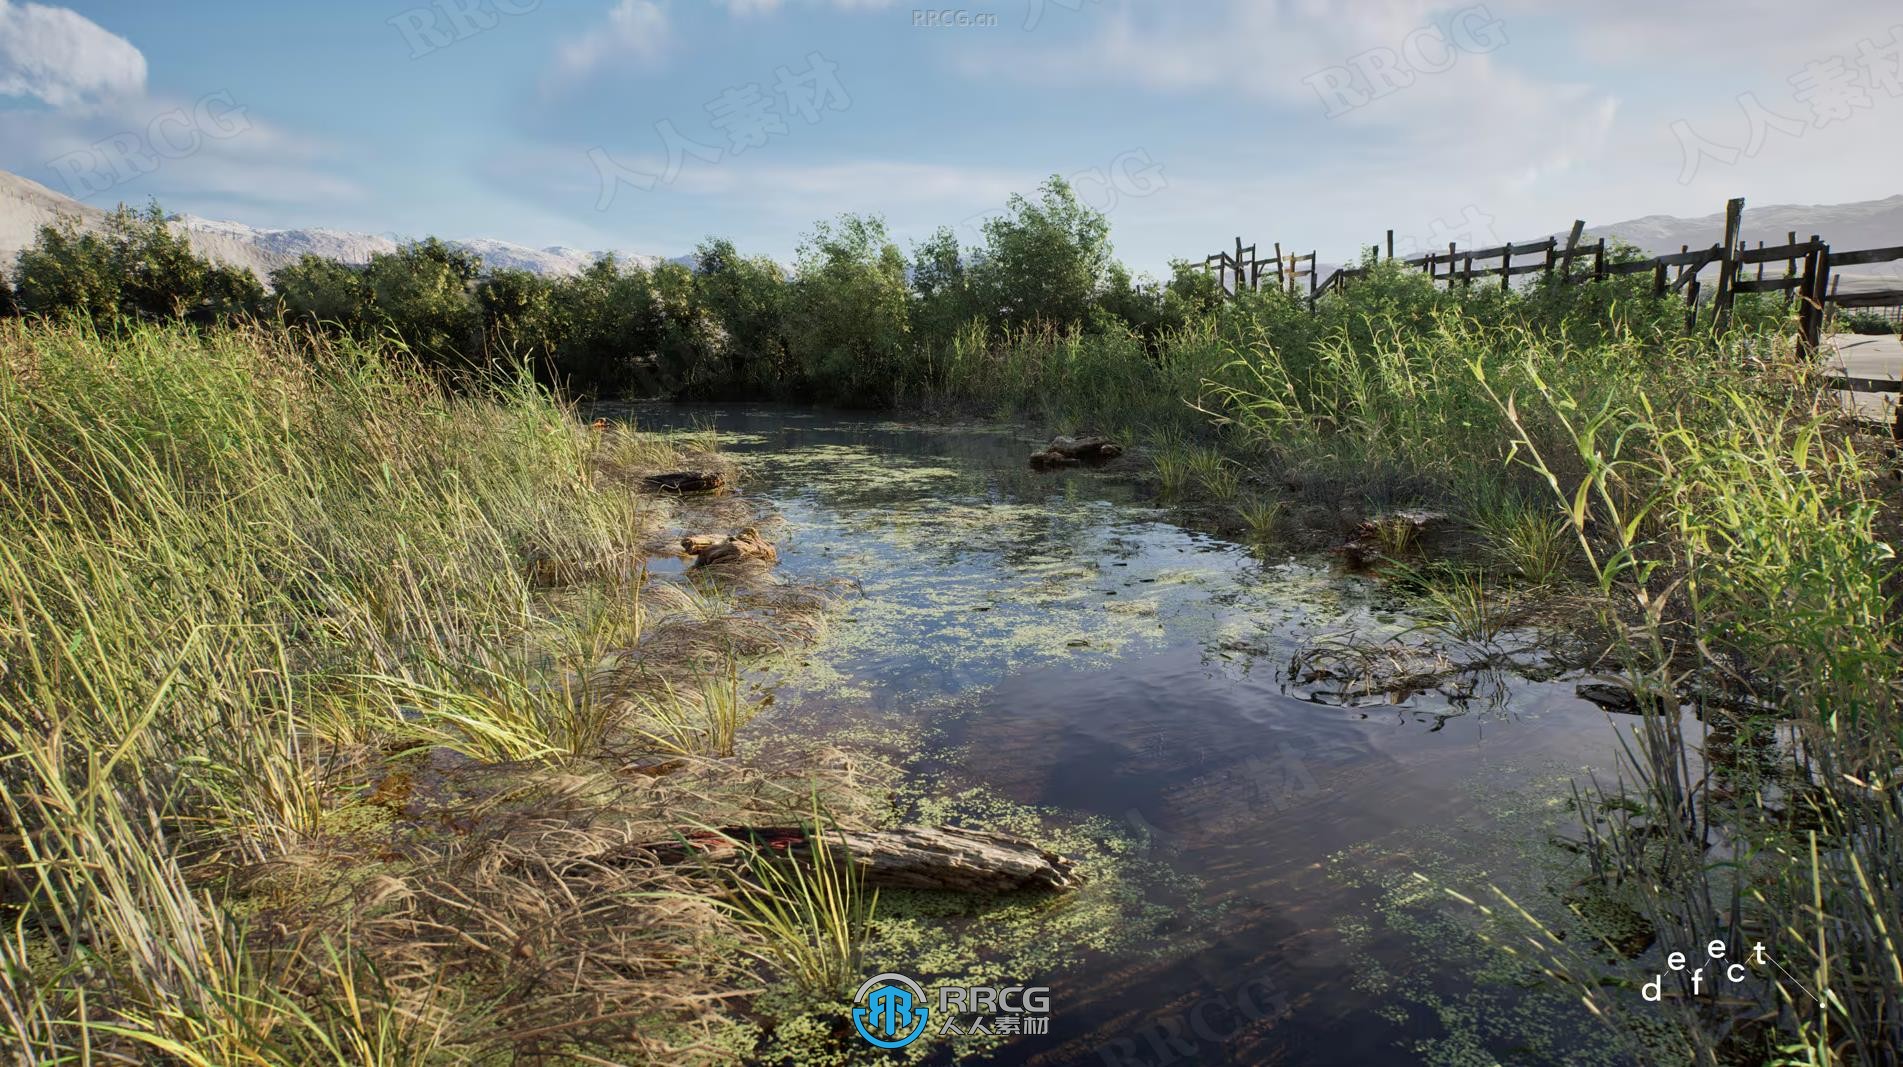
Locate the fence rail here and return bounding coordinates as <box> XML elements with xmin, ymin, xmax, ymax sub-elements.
<box><xmin>1202</xmin><ymin>197</ymin><xmax>1903</xmax><ymax>435</ymax></box>
<box><xmin>1202</xmin><ymin>197</ymin><xmax>1903</xmax><ymax>358</ymax></box>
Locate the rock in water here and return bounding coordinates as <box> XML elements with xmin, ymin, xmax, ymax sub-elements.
<box><xmin>644</xmin><ymin>471</ymin><xmax>725</xmax><ymax>494</ymax></box>
<box><xmin>1029</xmin><ymin>435</ymin><xmax>1123</xmax><ymax>469</ymax></box>
<box><xmin>1577</xmin><ymin>681</ymin><xmax>1647</xmax><ymax>714</ymax></box>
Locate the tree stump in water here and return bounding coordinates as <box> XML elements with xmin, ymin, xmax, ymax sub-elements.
<box><xmin>630</xmin><ymin>824</ymin><xmax>1078</xmax><ymax>893</ymax></box>
<box><xmin>681</xmin><ymin>527</ymin><xmax>778</xmax><ymax>567</ymax></box>
<box><xmin>644</xmin><ymin>471</ymin><xmax>725</xmax><ymax>494</ymax></box>
<box><xmin>1030</xmin><ymin>435</ymin><xmax>1123</xmax><ymax>469</ymax></box>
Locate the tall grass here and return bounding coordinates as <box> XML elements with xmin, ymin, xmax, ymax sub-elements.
<box><xmin>711</xmin><ymin>806</ymin><xmax>877</xmax><ymax>1000</ymax></box>
<box><xmin>0</xmin><ymin>318</ymin><xmax>736</xmax><ymax>1062</ymax></box>
<box><xmin>1467</xmin><ymin>351</ymin><xmax>1903</xmax><ymax>1062</ymax></box>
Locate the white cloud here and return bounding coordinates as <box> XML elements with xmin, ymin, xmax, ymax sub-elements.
<box><xmin>550</xmin><ymin>0</ymin><xmax>671</xmax><ymax>86</ymax></box>
<box><xmin>0</xmin><ymin>6</ymin><xmax>360</xmax><ymax>213</ymax></box>
<box><xmin>0</xmin><ymin>0</ymin><xmax>146</xmax><ymax>110</ymax></box>
<box><xmin>542</xmin><ymin>0</ymin><xmax>892</xmax><ymax>92</ymax></box>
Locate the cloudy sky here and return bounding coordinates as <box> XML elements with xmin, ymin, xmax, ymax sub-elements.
<box><xmin>1</xmin><ymin>0</ymin><xmax>1899</xmax><ymax>271</ymax></box>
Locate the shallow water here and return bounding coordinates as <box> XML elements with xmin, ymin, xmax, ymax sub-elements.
<box><xmin>610</xmin><ymin>404</ymin><xmax>1637</xmax><ymax>1066</ymax></box>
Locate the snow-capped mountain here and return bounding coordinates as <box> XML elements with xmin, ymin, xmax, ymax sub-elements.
<box><xmin>0</xmin><ymin>169</ymin><xmax>669</xmax><ymax>282</ymax></box>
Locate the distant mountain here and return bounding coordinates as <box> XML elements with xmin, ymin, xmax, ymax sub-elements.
<box><xmin>1580</xmin><ymin>196</ymin><xmax>1903</xmax><ymax>292</ymax></box>
<box><xmin>0</xmin><ymin>169</ymin><xmax>672</xmax><ymax>283</ymax></box>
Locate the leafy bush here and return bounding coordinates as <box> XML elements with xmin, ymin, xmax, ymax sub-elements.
<box><xmin>786</xmin><ymin>214</ymin><xmax>912</xmax><ymax>405</ymax></box>
<box><xmin>1839</xmin><ymin>309</ymin><xmax>1900</xmax><ymax>335</ymax></box>
<box><xmin>13</xmin><ymin>203</ymin><xmax>259</xmax><ymax>323</ymax></box>
<box><xmin>969</xmin><ymin>175</ymin><xmax>1113</xmax><ymax>333</ymax></box>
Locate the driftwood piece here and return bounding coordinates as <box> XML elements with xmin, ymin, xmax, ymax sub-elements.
<box><xmin>1030</xmin><ymin>435</ymin><xmax>1123</xmax><ymax>469</ymax></box>
<box><xmin>634</xmin><ymin>824</ymin><xmax>1078</xmax><ymax>893</ymax></box>
<box><xmin>644</xmin><ymin>471</ymin><xmax>725</xmax><ymax>494</ymax></box>
<box><xmin>682</xmin><ymin>527</ymin><xmax>778</xmax><ymax>567</ymax></box>
<box><xmin>1336</xmin><ymin>508</ymin><xmax>1448</xmax><ymax>567</ymax></box>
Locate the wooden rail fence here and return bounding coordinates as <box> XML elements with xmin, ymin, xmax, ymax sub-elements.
<box><xmin>1203</xmin><ymin>197</ymin><xmax>1903</xmax><ymax>361</ymax></box>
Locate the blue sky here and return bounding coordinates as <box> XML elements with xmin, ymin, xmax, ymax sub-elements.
<box><xmin>3</xmin><ymin>0</ymin><xmax>1900</xmax><ymax>272</ymax></box>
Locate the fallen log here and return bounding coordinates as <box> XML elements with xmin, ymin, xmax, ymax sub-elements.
<box><xmin>1335</xmin><ymin>508</ymin><xmax>1448</xmax><ymax>567</ymax></box>
<box><xmin>629</xmin><ymin>824</ymin><xmax>1078</xmax><ymax>893</ymax></box>
<box><xmin>682</xmin><ymin>527</ymin><xmax>778</xmax><ymax>567</ymax></box>
<box><xmin>644</xmin><ymin>471</ymin><xmax>725</xmax><ymax>494</ymax></box>
<box><xmin>1030</xmin><ymin>435</ymin><xmax>1123</xmax><ymax>469</ymax></box>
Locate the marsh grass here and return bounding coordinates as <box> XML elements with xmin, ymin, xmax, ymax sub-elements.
<box><xmin>0</xmin><ymin>319</ymin><xmax>831</xmax><ymax>1063</ymax></box>
<box><xmin>1395</xmin><ymin>564</ymin><xmax>1516</xmax><ymax>648</ymax></box>
<box><xmin>1461</xmin><ymin>359</ymin><xmax>1903</xmax><ymax>1063</ymax></box>
<box><xmin>1234</xmin><ymin>496</ymin><xmax>1284</xmax><ymax>541</ymax></box>
<box><xmin>1152</xmin><ymin>449</ymin><xmax>1191</xmax><ymax>500</ymax></box>
<box><xmin>632</xmin><ymin>657</ymin><xmax>762</xmax><ymax>759</ymax></box>
<box><xmin>711</xmin><ymin>806</ymin><xmax>877</xmax><ymax>1001</ymax></box>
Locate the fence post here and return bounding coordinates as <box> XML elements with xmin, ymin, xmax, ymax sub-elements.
<box><xmin>1816</xmin><ymin>245</ymin><xmax>1834</xmax><ymax>341</ymax></box>
<box><xmin>1308</xmin><ymin>251</ymin><xmax>1318</xmax><ymax>309</ymax></box>
<box><xmin>1796</xmin><ymin>239</ymin><xmax>1821</xmax><ymax>356</ymax></box>
<box><xmin>1386</xmin><ymin>229</ymin><xmax>1394</xmax><ymax>260</ymax></box>
<box><xmin>1713</xmin><ymin>196</ymin><xmax>1744</xmax><ymax>333</ymax></box>
<box><xmin>1784</xmin><ymin>230</ymin><xmax>1799</xmax><ymax>306</ymax></box>
<box><xmin>1593</xmin><ymin>238</ymin><xmax>1606</xmax><ymax>282</ymax></box>
<box><xmin>1501</xmin><ymin>245</ymin><xmax>1513</xmax><ymax>292</ymax></box>
<box><xmin>1274</xmin><ymin>241</ymin><xmax>1285</xmax><ymax>290</ymax></box>
<box><xmin>1653</xmin><ymin>260</ymin><xmax>1667</xmax><ymax>297</ymax></box>
<box><xmin>1556</xmin><ymin>220</ymin><xmax>1585</xmax><ymax>278</ymax></box>
<box><xmin>1448</xmin><ymin>242</ymin><xmax>1458</xmax><ymax>290</ymax></box>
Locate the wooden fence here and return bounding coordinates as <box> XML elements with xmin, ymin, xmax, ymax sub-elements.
<box><xmin>1203</xmin><ymin>197</ymin><xmax>1903</xmax><ymax>361</ymax></box>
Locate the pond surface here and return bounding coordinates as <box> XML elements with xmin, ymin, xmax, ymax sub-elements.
<box><xmin>610</xmin><ymin>404</ymin><xmax>1637</xmax><ymax>1066</ymax></box>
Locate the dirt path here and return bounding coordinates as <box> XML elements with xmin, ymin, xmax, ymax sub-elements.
<box><xmin>1825</xmin><ymin>332</ymin><xmax>1903</xmax><ymax>426</ymax></box>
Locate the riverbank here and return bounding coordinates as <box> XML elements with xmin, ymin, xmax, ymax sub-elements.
<box><xmin>0</xmin><ymin>320</ymin><xmax>859</xmax><ymax>1062</ymax></box>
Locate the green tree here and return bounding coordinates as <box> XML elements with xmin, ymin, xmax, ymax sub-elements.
<box><xmin>969</xmin><ymin>176</ymin><xmax>1112</xmax><ymax>332</ymax></box>
<box><xmin>475</xmin><ymin>268</ymin><xmax>559</xmax><ymax>373</ymax></box>
<box><xmin>909</xmin><ymin>225</ymin><xmax>980</xmax><ymax>348</ymax></box>
<box><xmin>271</xmin><ymin>255</ymin><xmax>371</xmax><ymax>330</ymax></box>
<box><xmin>0</xmin><ymin>268</ymin><xmax>16</xmax><ymax>318</ymax></box>
<box><xmin>13</xmin><ymin>202</ymin><xmax>253</xmax><ymax>322</ymax></box>
<box><xmin>693</xmin><ymin>238</ymin><xmax>789</xmax><ymax>393</ymax></box>
<box><xmin>15</xmin><ymin>217</ymin><xmax>120</xmax><ymax>318</ymax></box>
<box><xmin>362</xmin><ymin>238</ymin><xmax>481</xmax><ymax>366</ymax></box>
<box><xmin>787</xmin><ymin>214</ymin><xmax>912</xmax><ymax>405</ymax></box>
<box><xmin>194</xmin><ymin>262</ymin><xmax>264</xmax><ymax>324</ymax></box>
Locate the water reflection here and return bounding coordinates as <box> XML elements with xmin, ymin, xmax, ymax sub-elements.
<box><xmin>604</xmin><ymin>403</ymin><xmax>1633</xmax><ymax>1065</ymax></box>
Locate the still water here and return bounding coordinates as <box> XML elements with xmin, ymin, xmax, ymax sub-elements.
<box><xmin>615</xmin><ymin>404</ymin><xmax>1636</xmax><ymax>1066</ymax></box>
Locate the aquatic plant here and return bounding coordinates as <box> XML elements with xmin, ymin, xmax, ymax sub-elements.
<box><xmin>711</xmin><ymin>807</ymin><xmax>877</xmax><ymax>1001</ymax></box>
<box><xmin>1234</xmin><ymin>495</ymin><xmax>1284</xmax><ymax>541</ymax></box>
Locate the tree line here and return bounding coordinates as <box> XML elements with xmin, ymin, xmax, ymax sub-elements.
<box><xmin>0</xmin><ymin>178</ymin><xmax>1227</xmax><ymax>406</ymax></box>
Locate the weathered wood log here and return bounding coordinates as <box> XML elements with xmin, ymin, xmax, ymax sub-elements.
<box><xmin>632</xmin><ymin>824</ymin><xmax>1078</xmax><ymax>893</ymax></box>
<box><xmin>1335</xmin><ymin>508</ymin><xmax>1447</xmax><ymax>567</ymax></box>
<box><xmin>1030</xmin><ymin>435</ymin><xmax>1123</xmax><ymax>469</ymax></box>
<box><xmin>644</xmin><ymin>471</ymin><xmax>725</xmax><ymax>494</ymax></box>
<box><xmin>682</xmin><ymin>527</ymin><xmax>777</xmax><ymax>567</ymax></box>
